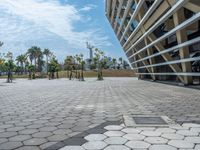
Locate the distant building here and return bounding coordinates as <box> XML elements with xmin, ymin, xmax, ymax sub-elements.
<box><xmin>105</xmin><ymin>0</ymin><xmax>200</xmax><ymax>85</ymax></box>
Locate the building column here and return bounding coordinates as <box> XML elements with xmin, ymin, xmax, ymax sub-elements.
<box><xmin>173</xmin><ymin>8</ymin><xmax>193</xmax><ymax>85</ymax></box>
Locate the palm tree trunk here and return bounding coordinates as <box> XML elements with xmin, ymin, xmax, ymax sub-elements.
<box><xmin>34</xmin><ymin>58</ymin><xmax>37</xmax><ymax>72</ymax></box>
<box><xmin>46</xmin><ymin>57</ymin><xmax>48</xmax><ymax>75</ymax></box>
<box><xmin>81</xmin><ymin>63</ymin><xmax>84</xmax><ymax>81</ymax></box>
<box><xmin>21</xmin><ymin>62</ymin><xmax>23</xmax><ymax>75</ymax></box>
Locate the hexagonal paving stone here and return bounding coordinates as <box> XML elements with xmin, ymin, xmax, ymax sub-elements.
<box><xmin>168</xmin><ymin>140</ymin><xmax>194</xmax><ymax>149</ymax></box>
<box><xmin>15</xmin><ymin>122</ymin><xmax>32</xmax><ymax>127</ymax></box>
<box><xmin>125</xmin><ymin>141</ymin><xmax>150</xmax><ymax>149</ymax></box>
<box><xmin>47</xmin><ymin>134</ymin><xmax>68</xmax><ymax>142</ymax></box>
<box><xmin>0</xmin><ymin>124</ymin><xmax>14</xmax><ymax>129</ymax></box>
<box><xmin>86</xmin><ymin>128</ymin><xmax>106</xmax><ymax>134</ymax></box>
<box><xmin>53</xmin><ymin>129</ymin><xmax>72</xmax><ymax>135</ymax></box>
<box><xmin>123</xmin><ymin>134</ymin><xmax>145</xmax><ymax>140</ymax></box>
<box><xmin>156</xmin><ymin>128</ymin><xmax>176</xmax><ymax>133</ymax></box>
<box><xmin>104</xmin><ymin>137</ymin><xmax>127</xmax><ymax>145</ymax></box>
<box><xmin>0</xmin><ymin>141</ymin><xmax>23</xmax><ymax>150</ymax></box>
<box><xmin>71</xmin><ymin>126</ymin><xmax>89</xmax><ymax>132</ymax></box>
<box><xmin>19</xmin><ymin>129</ymin><xmax>39</xmax><ymax>135</ymax></box>
<box><xmin>141</xmin><ymin>131</ymin><xmax>161</xmax><ymax>137</ymax></box>
<box><xmin>0</xmin><ymin>131</ymin><xmax>17</xmax><ymax>138</ymax></box>
<box><xmin>144</xmin><ymin>137</ymin><xmax>168</xmax><ymax>144</ymax></box>
<box><xmin>185</xmin><ymin>137</ymin><xmax>200</xmax><ymax>144</ymax></box>
<box><xmin>84</xmin><ymin>134</ymin><xmax>107</xmax><ymax>141</ymax></box>
<box><xmin>59</xmin><ymin>146</ymin><xmax>85</xmax><ymax>150</ymax></box>
<box><xmin>39</xmin><ymin>126</ymin><xmax>57</xmax><ymax>132</ymax></box>
<box><xmin>121</xmin><ymin>128</ymin><xmax>141</xmax><ymax>134</ymax></box>
<box><xmin>176</xmin><ymin>130</ymin><xmax>199</xmax><ymax>136</ymax></box>
<box><xmin>0</xmin><ymin>138</ymin><xmax>8</xmax><ymax>144</ymax></box>
<box><xmin>9</xmin><ymin>135</ymin><xmax>32</xmax><ymax>142</ymax></box>
<box><xmin>136</xmin><ymin>127</ymin><xmax>155</xmax><ymax>131</ymax></box>
<box><xmin>104</xmin><ymin>145</ymin><xmax>130</xmax><ymax>150</ymax></box>
<box><xmin>82</xmin><ymin>141</ymin><xmax>107</xmax><ymax>150</ymax></box>
<box><xmin>195</xmin><ymin>144</ymin><xmax>200</xmax><ymax>149</ymax></box>
<box><xmin>149</xmin><ymin>145</ymin><xmax>177</xmax><ymax>150</ymax></box>
<box><xmin>104</xmin><ymin>131</ymin><xmax>125</xmax><ymax>137</ymax></box>
<box><xmin>23</xmin><ymin>138</ymin><xmax>47</xmax><ymax>146</ymax></box>
<box><xmin>161</xmin><ymin>133</ymin><xmax>184</xmax><ymax>140</ymax></box>
<box><xmin>26</xmin><ymin>124</ymin><xmax>44</xmax><ymax>129</ymax></box>
<box><xmin>170</xmin><ymin>125</ymin><xmax>189</xmax><ymax>130</ymax></box>
<box><xmin>191</xmin><ymin>127</ymin><xmax>200</xmax><ymax>132</ymax></box>
<box><xmin>104</xmin><ymin>125</ymin><xmax>123</xmax><ymax>131</ymax></box>
<box><xmin>58</xmin><ymin>123</ymin><xmax>75</xmax><ymax>129</ymax></box>
<box><xmin>32</xmin><ymin>132</ymin><xmax>52</xmax><ymax>138</ymax></box>
<box><xmin>182</xmin><ymin>123</ymin><xmax>200</xmax><ymax>128</ymax></box>
<box><xmin>39</xmin><ymin>142</ymin><xmax>57</xmax><ymax>149</ymax></box>
<box><xmin>16</xmin><ymin>146</ymin><xmax>40</xmax><ymax>150</ymax></box>
<box><xmin>7</xmin><ymin>126</ymin><xmax>26</xmax><ymax>132</ymax></box>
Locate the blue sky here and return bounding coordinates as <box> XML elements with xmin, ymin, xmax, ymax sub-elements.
<box><xmin>0</xmin><ymin>0</ymin><xmax>126</xmax><ymax>62</ymax></box>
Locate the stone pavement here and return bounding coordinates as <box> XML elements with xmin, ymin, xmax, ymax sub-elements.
<box><xmin>60</xmin><ymin>123</ymin><xmax>200</xmax><ymax>150</ymax></box>
<box><xmin>0</xmin><ymin>78</ymin><xmax>200</xmax><ymax>150</ymax></box>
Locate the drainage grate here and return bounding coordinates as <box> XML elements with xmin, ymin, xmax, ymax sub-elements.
<box><xmin>123</xmin><ymin>115</ymin><xmax>176</xmax><ymax>127</ymax></box>
<box><xmin>133</xmin><ymin>117</ymin><xmax>168</xmax><ymax>125</ymax></box>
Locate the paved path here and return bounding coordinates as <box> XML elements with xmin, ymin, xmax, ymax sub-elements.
<box><xmin>0</xmin><ymin>78</ymin><xmax>199</xmax><ymax>149</ymax></box>
<box><xmin>60</xmin><ymin>123</ymin><xmax>200</xmax><ymax>150</ymax></box>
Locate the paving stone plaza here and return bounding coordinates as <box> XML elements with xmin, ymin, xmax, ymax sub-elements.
<box><xmin>0</xmin><ymin>78</ymin><xmax>200</xmax><ymax>150</ymax></box>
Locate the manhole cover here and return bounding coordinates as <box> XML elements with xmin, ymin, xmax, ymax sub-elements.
<box><xmin>123</xmin><ymin>115</ymin><xmax>176</xmax><ymax>127</ymax></box>
<box><xmin>133</xmin><ymin>117</ymin><xmax>167</xmax><ymax>125</ymax></box>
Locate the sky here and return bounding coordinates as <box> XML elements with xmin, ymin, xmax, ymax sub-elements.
<box><xmin>0</xmin><ymin>0</ymin><xmax>127</xmax><ymax>62</ymax></box>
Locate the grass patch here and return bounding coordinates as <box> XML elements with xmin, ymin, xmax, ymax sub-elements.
<box><xmin>0</xmin><ymin>70</ymin><xmax>136</xmax><ymax>79</ymax></box>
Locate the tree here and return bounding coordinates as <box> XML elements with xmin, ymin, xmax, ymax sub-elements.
<box><xmin>112</xmin><ymin>58</ymin><xmax>117</xmax><ymax>69</ymax></box>
<box><xmin>29</xmin><ymin>46</ymin><xmax>42</xmax><ymax>72</ymax></box>
<box><xmin>76</xmin><ymin>54</ymin><xmax>85</xmax><ymax>81</ymax></box>
<box><xmin>0</xmin><ymin>57</ymin><xmax>5</xmax><ymax>76</ymax></box>
<box><xmin>35</xmin><ymin>47</ymin><xmax>43</xmax><ymax>72</ymax></box>
<box><xmin>43</xmin><ymin>49</ymin><xmax>51</xmax><ymax>74</ymax></box>
<box><xmin>75</xmin><ymin>55</ymin><xmax>79</xmax><ymax>79</ymax></box>
<box><xmin>119</xmin><ymin>57</ymin><xmax>123</xmax><ymax>69</ymax></box>
<box><xmin>93</xmin><ymin>48</ymin><xmax>105</xmax><ymax>80</ymax></box>
<box><xmin>64</xmin><ymin>56</ymin><xmax>74</xmax><ymax>80</ymax></box>
<box><xmin>4</xmin><ymin>52</ymin><xmax>14</xmax><ymax>83</ymax></box>
<box><xmin>48</xmin><ymin>57</ymin><xmax>60</xmax><ymax>80</ymax></box>
<box><xmin>16</xmin><ymin>54</ymin><xmax>26</xmax><ymax>74</ymax></box>
<box><xmin>27</xmin><ymin>65</ymin><xmax>35</xmax><ymax>80</ymax></box>
<box><xmin>27</xmin><ymin>48</ymin><xmax>35</xmax><ymax>65</ymax></box>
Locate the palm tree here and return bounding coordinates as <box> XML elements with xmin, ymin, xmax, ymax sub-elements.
<box><xmin>28</xmin><ymin>46</ymin><xmax>41</xmax><ymax>71</ymax></box>
<box><xmin>74</xmin><ymin>54</ymin><xmax>79</xmax><ymax>79</ymax></box>
<box><xmin>79</xmin><ymin>54</ymin><xmax>85</xmax><ymax>81</ymax></box>
<box><xmin>43</xmin><ymin>49</ymin><xmax>51</xmax><ymax>74</ymax></box>
<box><xmin>4</xmin><ymin>52</ymin><xmax>14</xmax><ymax>83</ymax></box>
<box><xmin>65</xmin><ymin>56</ymin><xmax>74</xmax><ymax>80</ymax></box>
<box><xmin>94</xmin><ymin>48</ymin><xmax>104</xmax><ymax>80</ymax></box>
<box><xmin>27</xmin><ymin>48</ymin><xmax>35</xmax><ymax>65</ymax></box>
<box><xmin>16</xmin><ymin>54</ymin><xmax>26</xmax><ymax>74</ymax></box>
<box><xmin>27</xmin><ymin>65</ymin><xmax>35</xmax><ymax>80</ymax></box>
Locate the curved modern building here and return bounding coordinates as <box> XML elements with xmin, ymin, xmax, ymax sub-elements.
<box><xmin>105</xmin><ymin>0</ymin><xmax>200</xmax><ymax>85</ymax></box>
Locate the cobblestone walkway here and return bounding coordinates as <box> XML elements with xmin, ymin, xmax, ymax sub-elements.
<box><xmin>0</xmin><ymin>78</ymin><xmax>200</xmax><ymax>150</ymax></box>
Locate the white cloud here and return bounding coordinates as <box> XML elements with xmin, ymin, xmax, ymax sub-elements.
<box><xmin>0</xmin><ymin>0</ymin><xmax>112</xmax><ymax>60</ymax></box>
<box><xmin>80</xmin><ymin>4</ymin><xmax>97</xmax><ymax>12</ymax></box>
